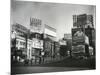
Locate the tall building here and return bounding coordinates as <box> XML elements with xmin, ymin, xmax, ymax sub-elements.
<box><xmin>29</xmin><ymin>18</ymin><xmax>44</xmax><ymax>63</ymax></box>
<box><xmin>11</xmin><ymin>23</ymin><xmax>29</xmax><ymax>61</ymax></box>
<box><xmin>71</xmin><ymin>28</ymin><xmax>85</xmax><ymax>57</ymax></box>
<box><xmin>72</xmin><ymin>14</ymin><xmax>95</xmax><ymax>57</ymax></box>
<box><xmin>73</xmin><ymin>14</ymin><xmax>94</xmax><ymax>28</ymax></box>
<box><xmin>43</xmin><ymin>24</ymin><xmax>57</xmax><ymax>61</ymax></box>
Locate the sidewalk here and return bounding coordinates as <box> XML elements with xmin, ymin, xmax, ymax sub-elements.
<box><xmin>11</xmin><ymin>56</ymin><xmax>68</xmax><ymax>67</ymax></box>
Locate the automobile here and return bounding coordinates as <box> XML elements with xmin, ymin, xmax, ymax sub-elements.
<box><xmin>19</xmin><ymin>58</ymin><xmax>24</xmax><ymax>62</ymax></box>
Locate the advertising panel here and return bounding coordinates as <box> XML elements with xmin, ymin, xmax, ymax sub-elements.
<box><xmin>13</xmin><ymin>23</ymin><xmax>28</xmax><ymax>34</ymax></box>
<box><xmin>86</xmin><ymin>15</ymin><xmax>94</xmax><ymax>28</ymax></box>
<box><xmin>32</xmin><ymin>38</ymin><xmax>43</xmax><ymax>49</ymax></box>
<box><xmin>73</xmin><ymin>14</ymin><xmax>94</xmax><ymax>28</ymax></box>
<box><xmin>30</xmin><ymin>18</ymin><xmax>43</xmax><ymax>33</ymax></box>
<box><xmin>72</xmin><ymin>28</ymin><xmax>85</xmax><ymax>46</ymax></box>
<box><xmin>72</xmin><ymin>45</ymin><xmax>85</xmax><ymax>53</ymax></box>
<box><xmin>44</xmin><ymin>28</ymin><xmax>56</xmax><ymax>37</ymax></box>
<box><xmin>77</xmin><ymin>14</ymin><xmax>87</xmax><ymax>28</ymax></box>
<box><xmin>44</xmin><ymin>24</ymin><xmax>56</xmax><ymax>37</ymax></box>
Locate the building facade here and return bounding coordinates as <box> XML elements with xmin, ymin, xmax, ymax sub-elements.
<box><xmin>72</xmin><ymin>14</ymin><xmax>95</xmax><ymax>57</ymax></box>
<box><xmin>11</xmin><ymin>23</ymin><xmax>29</xmax><ymax>62</ymax></box>
<box><xmin>43</xmin><ymin>24</ymin><xmax>57</xmax><ymax>62</ymax></box>
<box><xmin>73</xmin><ymin>14</ymin><xmax>94</xmax><ymax>28</ymax></box>
<box><xmin>63</xmin><ymin>34</ymin><xmax>72</xmax><ymax>56</ymax></box>
<box><xmin>29</xmin><ymin>18</ymin><xmax>43</xmax><ymax>64</ymax></box>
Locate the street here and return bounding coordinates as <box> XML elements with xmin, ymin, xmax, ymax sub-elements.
<box><xmin>11</xmin><ymin>57</ymin><xmax>95</xmax><ymax>74</ymax></box>
<box><xmin>11</xmin><ymin>66</ymin><xmax>90</xmax><ymax>74</ymax></box>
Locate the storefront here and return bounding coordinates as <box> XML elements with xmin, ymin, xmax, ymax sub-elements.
<box><xmin>11</xmin><ymin>24</ymin><xmax>28</xmax><ymax>62</ymax></box>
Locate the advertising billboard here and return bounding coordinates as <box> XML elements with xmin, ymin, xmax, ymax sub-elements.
<box><xmin>30</xmin><ymin>18</ymin><xmax>43</xmax><ymax>33</ymax></box>
<box><xmin>44</xmin><ymin>28</ymin><xmax>57</xmax><ymax>37</ymax></box>
<box><xmin>73</xmin><ymin>14</ymin><xmax>94</xmax><ymax>28</ymax></box>
<box><xmin>72</xmin><ymin>28</ymin><xmax>85</xmax><ymax>46</ymax></box>
<box><xmin>72</xmin><ymin>45</ymin><xmax>85</xmax><ymax>53</ymax></box>
<box><xmin>32</xmin><ymin>38</ymin><xmax>43</xmax><ymax>49</ymax></box>
<box><xmin>44</xmin><ymin>25</ymin><xmax>57</xmax><ymax>37</ymax></box>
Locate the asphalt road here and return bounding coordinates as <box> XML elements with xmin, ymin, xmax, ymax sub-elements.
<box><xmin>11</xmin><ymin>56</ymin><xmax>95</xmax><ymax>74</ymax></box>
<box><xmin>11</xmin><ymin>66</ymin><xmax>90</xmax><ymax>74</ymax></box>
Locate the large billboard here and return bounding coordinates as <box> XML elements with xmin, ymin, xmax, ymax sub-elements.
<box><xmin>30</xmin><ymin>18</ymin><xmax>43</xmax><ymax>33</ymax></box>
<box><xmin>12</xmin><ymin>23</ymin><xmax>28</xmax><ymax>34</ymax></box>
<box><xmin>44</xmin><ymin>25</ymin><xmax>57</xmax><ymax>37</ymax></box>
<box><xmin>44</xmin><ymin>28</ymin><xmax>57</xmax><ymax>37</ymax></box>
<box><xmin>77</xmin><ymin>14</ymin><xmax>87</xmax><ymax>28</ymax></box>
<box><xmin>72</xmin><ymin>28</ymin><xmax>86</xmax><ymax>55</ymax></box>
<box><xmin>73</xmin><ymin>14</ymin><xmax>94</xmax><ymax>28</ymax></box>
<box><xmin>72</xmin><ymin>45</ymin><xmax>85</xmax><ymax>53</ymax></box>
<box><xmin>32</xmin><ymin>38</ymin><xmax>43</xmax><ymax>49</ymax></box>
<box><xmin>72</xmin><ymin>28</ymin><xmax>85</xmax><ymax>46</ymax></box>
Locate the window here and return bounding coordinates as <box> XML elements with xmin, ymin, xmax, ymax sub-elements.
<box><xmin>20</xmin><ymin>41</ymin><xmax>26</xmax><ymax>46</ymax></box>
